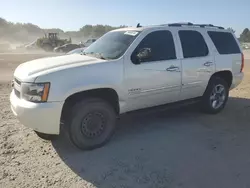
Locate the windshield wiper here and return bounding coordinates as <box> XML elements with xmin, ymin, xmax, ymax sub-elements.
<box><xmin>81</xmin><ymin>51</ymin><xmax>107</xmax><ymax>60</ymax></box>
<box><xmin>87</xmin><ymin>52</ymin><xmax>106</xmax><ymax>60</ymax></box>
<box><xmin>95</xmin><ymin>54</ymin><xmax>106</xmax><ymax>60</ymax></box>
<box><xmin>81</xmin><ymin>51</ymin><xmax>86</xmax><ymax>55</ymax></box>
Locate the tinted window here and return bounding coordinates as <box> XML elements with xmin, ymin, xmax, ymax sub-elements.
<box><xmin>208</xmin><ymin>31</ymin><xmax>241</xmax><ymax>54</ymax></box>
<box><xmin>131</xmin><ymin>30</ymin><xmax>176</xmax><ymax>63</ymax></box>
<box><xmin>179</xmin><ymin>30</ymin><xmax>209</xmax><ymax>58</ymax></box>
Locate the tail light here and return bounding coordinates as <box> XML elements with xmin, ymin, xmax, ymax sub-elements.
<box><xmin>241</xmin><ymin>53</ymin><xmax>244</xmax><ymax>72</ymax></box>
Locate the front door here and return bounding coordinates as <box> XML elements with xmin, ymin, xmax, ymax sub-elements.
<box><xmin>123</xmin><ymin>29</ymin><xmax>182</xmax><ymax>112</ymax></box>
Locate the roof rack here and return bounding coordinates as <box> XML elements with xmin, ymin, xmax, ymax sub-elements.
<box><xmin>167</xmin><ymin>22</ymin><xmax>194</xmax><ymax>26</ymax></box>
<box><xmin>135</xmin><ymin>22</ymin><xmax>225</xmax><ymax>30</ymax></box>
<box><xmin>136</xmin><ymin>23</ymin><xmax>142</xmax><ymax>28</ymax></box>
<box><xmin>167</xmin><ymin>22</ymin><xmax>224</xmax><ymax>29</ymax></box>
<box><xmin>197</xmin><ymin>24</ymin><xmax>224</xmax><ymax>29</ymax></box>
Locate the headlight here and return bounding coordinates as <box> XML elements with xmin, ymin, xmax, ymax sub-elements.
<box><xmin>21</xmin><ymin>83</ymin><xmax>50</xmax><ymax>102</ymax></box>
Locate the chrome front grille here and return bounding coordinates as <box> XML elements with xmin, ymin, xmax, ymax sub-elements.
<box><xmin>13</xmin><ymin>77</ymin><xmax>21</xmax><ymax>98</ymax></box>
<box><xmin>14</xmin><ymin>78</ymin><xmax>21</xmax><ymax>85</ymax></box>
<box><xmin>14</xmin><ymin>88</ymin><xmax>20</xmax><ymax>98</ymax></box>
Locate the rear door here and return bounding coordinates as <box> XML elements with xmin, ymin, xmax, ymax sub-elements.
<box><xmin>177</xmin><ymin>29</ymin><xmax>215</xmax><ymax>100</ymax></box>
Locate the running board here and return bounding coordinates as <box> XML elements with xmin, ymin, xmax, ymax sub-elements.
<box><xmin>120</xmin><ymin>97</ymin><xmax>201</xmax><ymax>117</ymax></box>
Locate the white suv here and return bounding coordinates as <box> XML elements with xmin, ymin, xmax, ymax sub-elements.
<box><xmin>10</xmin><ymin>23</ymin><xmax>244</xmax><ymax>150</ymax></box>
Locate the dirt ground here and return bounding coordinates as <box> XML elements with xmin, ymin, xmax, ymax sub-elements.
<box><xmin>0</xmin><ymin>51</ymin><xmax>250</xmax><ymax>188</ymax></box>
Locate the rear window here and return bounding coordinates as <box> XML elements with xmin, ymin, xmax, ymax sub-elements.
<box><xmin>208</xmin><ymin>31</ymin><xmax>241</xmax><ymax>54</ymax></box>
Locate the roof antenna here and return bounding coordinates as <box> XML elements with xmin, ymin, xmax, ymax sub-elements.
<box><xmin>136</xmin><ymin>23</ymin><xmax>141</xmax><ymax>28</ymax></box>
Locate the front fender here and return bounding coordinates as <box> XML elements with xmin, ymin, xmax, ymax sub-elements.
<box><xmin>63</xmin><ymin>84</ymin><xmax>120</xmax><ymax>101</ymax></box>
<box><xmin>35</xmin><ymin>58</ymin><xmax>125</xmax><ymax>102</ymax></box>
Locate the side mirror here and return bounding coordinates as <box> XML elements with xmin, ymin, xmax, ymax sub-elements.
<box><xmin>134</xmin><ymin>48</ymin><xmax>152</xmax><ymax>64</ymax></box>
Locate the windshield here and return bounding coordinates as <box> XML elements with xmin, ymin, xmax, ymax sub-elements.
<box><xmin>83</xmin><ymin>30</ymin><xmax>140</xmax><ymax>60</ymax></box>
<box><xmin>67</xmin><ymin>48</ymin><xmax>85</xmax><ymax>55</ymax></box>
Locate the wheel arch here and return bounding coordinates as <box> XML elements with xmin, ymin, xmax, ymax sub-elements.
<box><xmin>61</xmin><ymin>88</ymin><xmax>120</xmax><ymax>122</ymax></box>
<box><xmin>209</xmin><ymin>70</ymin><xmax>233</xmax><ymax>87</ymax></box>
<box><xmin>201</xmin><ymin>70</ymin><xmax>231</xmax><ymax>114</ymax></box>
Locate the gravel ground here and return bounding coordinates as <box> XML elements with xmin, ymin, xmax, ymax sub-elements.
<box><xmin>0</xmin><ymin>52</ymin><xmax>250</xmax><ymax>188</ymax></box>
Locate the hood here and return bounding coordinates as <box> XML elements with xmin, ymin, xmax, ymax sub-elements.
<box><xmin>14</xmin><ymin>54</ymin><xmax>102</xmax><ymax>81</ymax></box>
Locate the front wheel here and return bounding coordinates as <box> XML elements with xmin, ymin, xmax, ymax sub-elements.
<box><xmin>68</xmin><ymin>98</ymin><xmax>117</xmax><ymax>150</ymax></box>
<box><xmin>201</xmin><ymin>76</ymin><xmax>229</xmax><ymax>114</ymax></box>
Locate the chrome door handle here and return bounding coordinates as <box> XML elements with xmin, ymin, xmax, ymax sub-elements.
<box><xmin>166</xmin><ymin>66</ymin><xmax>180</xmax><ymax>72</ymax></box>
<box><xmin>203</xmin><ymin>62</ymin><xmax>213</xmax><ymax>67</ymax></box>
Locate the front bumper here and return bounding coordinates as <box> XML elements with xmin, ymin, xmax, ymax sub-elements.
<box><xmin>10</xmin><ymin>90</ymin><xmax>63</xmax><ymax>135</ymax></box>
<box><xmin>230</xmin><ymin>72</ymin><xmax>244</xmax><ymax>90</ymax></box>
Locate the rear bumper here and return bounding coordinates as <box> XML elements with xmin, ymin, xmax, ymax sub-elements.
<box><xmin>10</xmin><ymin>90</ymin><xmax>63</xmax><ymax>135</ymax></box>
<box><xmin>230</xmin><ymin>72</ymin><xmax>244</xmax><ymax>90</ymax></box>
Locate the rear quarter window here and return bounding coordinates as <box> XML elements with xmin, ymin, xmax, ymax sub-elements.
<box><xmin>208</xmin><ymin>31</ymin><xmax>241</xmax><ymax>54</ymax></box>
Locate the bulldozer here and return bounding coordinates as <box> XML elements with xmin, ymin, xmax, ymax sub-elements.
<box><xmin>36</xmin><ymin>33</ymin><xmax>71</xmax><ymax>52</ymax></box>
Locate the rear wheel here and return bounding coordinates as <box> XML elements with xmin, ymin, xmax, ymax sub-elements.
<box><xmin>201</xmin><ymin>76</ymin><xmax>229</xmax><ymax>114</ymax></box>
<box><xmin>68</xmin><ymin>98</ymin><xmax>117</xmax><ymax>150</ymax></box>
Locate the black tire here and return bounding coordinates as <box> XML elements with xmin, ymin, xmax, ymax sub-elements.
<box><xmin>68</xmin><ymin>98</ymin><xmax>117</xmax><ymax>150</ymax></box>
<box><xmin>201</xmin><ymin>76</ymin><xmax>229</xmax><ymax>114</ymax></box>
<box><xmin>35</xmin><ymin>131</ymin><xmax>57</xmax><ymax>141</ymax></box>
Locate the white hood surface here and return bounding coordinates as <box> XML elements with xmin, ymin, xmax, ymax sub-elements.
<box><xmin>14</xmin><ymin>54</ymin><xmax>102</xmax><ymax>81</ymax></box>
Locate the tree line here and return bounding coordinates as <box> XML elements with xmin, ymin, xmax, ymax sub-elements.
<box><xmin>1</xmin><ymin>17</ymin><xmax>250</xmax><ymax>43</ymax></box>
<box><xmin>239</xmin><ymin>28</ymin><xmax>250</xmax><ymax>42</ymax></box>
<box><xmin>79</xmin><ymin>25</ymin><xmax>127</xmax><ymax>38</ymax></box>
<box><xmin>0</xmin><ymin>17</ymin><xmax>127</xmax><ymax>43</ymax></box>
